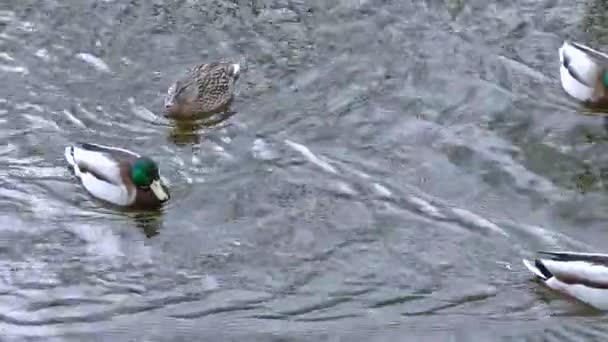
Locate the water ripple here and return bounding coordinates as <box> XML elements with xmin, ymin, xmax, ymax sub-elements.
<box><xmin>1</xmin><ymin>0</ymin><xmax>607</xmax><ymax>340</ymax></box>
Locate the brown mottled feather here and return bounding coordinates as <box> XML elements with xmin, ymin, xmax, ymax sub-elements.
<box><xmin>165</xmin><ymin>62</ymin><xmax>240</xmax><ymax>119</ymax></box>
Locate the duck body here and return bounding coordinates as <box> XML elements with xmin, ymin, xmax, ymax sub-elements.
<box><xmin>559</xmin><ymin>41</ymin><xmax>608</xmax><ymax>105</ymax></box>
<box><xmin>64</xmin><ymin>143</ymin><xmax>170</xmax><ymax>209</ymax></box>
<box><xmin>164</xmin><ymin>62</ymin><xmax>241</xmax><ymax>119</ymax></box>
<box><xmin>523</xmin><ymin>251</ymin><xmax>608</xmax><ymax>310</ymax></box>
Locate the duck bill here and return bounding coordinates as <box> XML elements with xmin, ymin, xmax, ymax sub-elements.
<box><xmin>150</xmin><ymin>180</ymin><xmax>169</xmax><ymax>202</ymax></box>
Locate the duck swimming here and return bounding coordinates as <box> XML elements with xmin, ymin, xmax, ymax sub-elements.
<box><xmin>523</xmin><ymin>251</ymin><xmax>608</xmax><ymax>310</ymax></box>
<box><xmin>164</xmin><ymin>62</ymin><xmax>241</xmax><ymax>119</ymax></box>
<box><xmin>64</xmin><ymin>143</ymin><xmax>170</xmax><ymax>209</ymax></box>
<box><xmin>559</xmin><ymin>41</ymin><xmax>608</xmax><ymax>106</ymax></box>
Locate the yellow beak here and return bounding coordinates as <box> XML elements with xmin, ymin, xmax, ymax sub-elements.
<box><xmin>150</xmin><ymin>179</ymin><xmax>169</xmax><ymax>201</ymax></box>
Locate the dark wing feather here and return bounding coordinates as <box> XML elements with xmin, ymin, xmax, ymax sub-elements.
<box><xmin>79</xmin><ymin>142</ymin><xmax>139</xmax><ymax>163</ymax></box>
<box><xmin>571</xmin><ymin>42</ymin><xmax>608</xmax><ymax>63</ymax></box>
<box><xmin>539</xmin><ymin>251</ymin><xmax>608</xmax><ymax>266</ymax></box>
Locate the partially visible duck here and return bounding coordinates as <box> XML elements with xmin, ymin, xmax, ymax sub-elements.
<box><xmin>64</xmin><ymin>143</ymin><xmax>170</xmax><ymax>209</ymax></box>
<box><xmin>559</xmin><ymin>41</ymin><xmax>608</xmax><ymax>106</ymax></box>
<box><xmin>523</xmin><ymin>251</ymin><xmax>608</xmax><ymax>310</ymax></box>
<box><xmin>164</xmin><ymin>62</ymin><xmax>241</xmax><ymax>119</ymax></box>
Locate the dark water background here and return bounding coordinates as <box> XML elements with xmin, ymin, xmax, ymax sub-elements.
<box><xmin>3</xmin><ymin>0</ymin><xmax>608</xmax><ymax>340</ymax></box>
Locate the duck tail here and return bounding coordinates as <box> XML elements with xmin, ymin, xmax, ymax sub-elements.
<box><xmin>523</xmin><ymin>258</ymin><xmax>553</xmax><ymax>280</ymax></box>
<box><xmin>230</xmin><ymin>63</ymin><xmax>241</xmax><ymax>80</ymax></box>
<box><xmin>559</xmin><ymin>41</ymin><xmax>576</xmax><ymax>65</ymax></box>
<box><xmin>558</xmin><ymin>40</ymin><xmax>601</xmax><ymax>102</ymax></box>
<box><xmin>64</xmin><ymin>146</ymin><xmax>76</xmax><ymax>166</ymax></box>
<box><xmin>64</xmin><ymin>146</ymin><xmax>82</xmax><ymax>176</ymax></box>
<box><xmin>235</xmin><ymin>54</ymin><xmax>251</xmax><ymax>75</ymax></box>
<box><xmin>231</xmin><ymin>63</ymin><xmax>241</xmax><ymax>77</ymax></box>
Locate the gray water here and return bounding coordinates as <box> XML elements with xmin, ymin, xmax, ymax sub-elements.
<box><xmin>3</xmin><ymin>0</ymin><xmax>608</xmax><ymax>340</ymax></box>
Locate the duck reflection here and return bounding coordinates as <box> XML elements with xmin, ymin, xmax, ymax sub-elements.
<box><xmin>166</xmin><ymin>110</ymin><xmax>237</xmax><ymax>146</ymax></box>
<box><xmin>168</xmin><ymin>119</ymin><xmax>203</xmax><ymax>146</ymax></box>
<box><xmin>129</xmin><ymin>210</ymin><xmax>164</xmax><ymax>238</ymax></box>
<box><xmin>568</xmin><ymin>123</ymin><xmax>608</xmax><ymax>194</ymax></box>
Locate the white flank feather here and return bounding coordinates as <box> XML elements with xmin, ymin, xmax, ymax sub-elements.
<box><xmin>545</xmin><ymin>277</ymin><xmax>608</xmax><ymax>310</ymax></box>
<box><xmin>559</xmin><ymin>41</ymin><xmax>602</xmax><ymax>102</ymax></box>
<box><xmin>64</xmin><ymin>145</ymin><xmax>134</xmax><ymax>206</ymax></box>
<box><xmin>559</xmin><ymin>63</ymin><xmax>595</xmax><ymax>102</ymax></box>
<box><xmin>78</xmin><ymin>172</ymin><xmax>131</xmax><ymax>206</ymax></box>
<box><xmin>71</xmin><ymin>146</ymin><xmax>123</xmax><ymax>185</ymax></box>
<box><xmin>523</xmin><ymin>252</ymin><xmax>608</xmax><ymax>310</ymax></box>
<box><xmin>543</xmin><ymin>259</ymin><xmax>608</xmax><ymax>285</ymax></box>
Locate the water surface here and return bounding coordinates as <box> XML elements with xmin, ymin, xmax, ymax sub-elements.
<box><xmin>3</xmin><ymin>0</ymin><xmax>608</xmax><ymax>340</ymax></box>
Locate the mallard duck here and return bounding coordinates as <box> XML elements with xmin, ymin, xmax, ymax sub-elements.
<box><xmin>64</xmin><ymin>143</ymin><xmax>170</xmax><ymax>209</ymax></box>
<box><xmin>523</xmin><ymin>251</ymin><xmax>608</xmax><ymax>310</ymax></box>
<box><xmin>559</xmin><ymin>41</ymin><xmax>608</xmax><ymax>105</ymax></box>
<box><xmin>164</xmin><ymin>62</ymin><xmax>241</xmax><ymax>119</ymax></box>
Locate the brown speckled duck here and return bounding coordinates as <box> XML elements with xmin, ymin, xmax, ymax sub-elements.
<box><xmin>164</xmin><ymin>62</ymin><xmax>241</xmax><ymax>119</ymax></box>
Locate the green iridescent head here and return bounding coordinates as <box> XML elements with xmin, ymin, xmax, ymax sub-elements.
<box><xmin>131</xmin><ymin>157</ymin><xmax>170</xmax><ymax>202</ymax></box>
<box><xmin>131</xmin><ymin>157</ymin><xmax>159</xmax><ymax>187</ymax></box>
<box><xmin>603</xmin><ymin>70</ymin><xmax>608</xmax><ymax>88</ymax></box>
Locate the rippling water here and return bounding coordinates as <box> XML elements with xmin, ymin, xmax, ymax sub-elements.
<box><xmin>4</xmin><ymin>0</ymin><xmax>608</xmax><ymax>340</ymax></box>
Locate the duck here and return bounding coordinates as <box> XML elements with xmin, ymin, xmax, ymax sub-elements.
<box><xmin>523</xmin><ymin>251</ymin><xmax>608</xmax><ymax>310</ymax></box>
<box><xmin>164</xmin><ymin>61</ymin><xmax>241</xmax><ymax>119</ymax></box>
<box><xmin>559</xmin><ymin>40</ymin><xmax>608</xmax><ymax>106</ymax></box>
<box><xmin>64</xmin><ymin>143</ymin><xmax>170</xmax><ymax>209</ymax></box>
